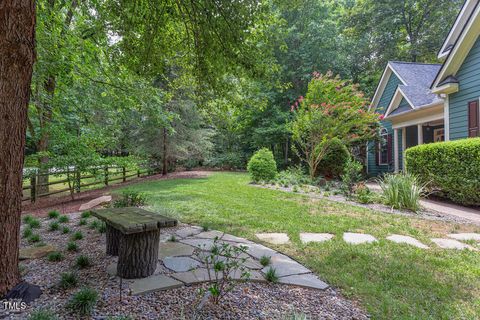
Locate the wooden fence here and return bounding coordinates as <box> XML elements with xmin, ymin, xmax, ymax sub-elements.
<box><xmin>22</xmin><ymin>165</ymin><xmax>159</xmax><ymax>203</ymax></box>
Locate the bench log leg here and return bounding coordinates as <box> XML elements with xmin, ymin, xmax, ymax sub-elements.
<box><xmin>106</xmin><ymin>224</ymin><xmax>122</xmax><ymax>256</ymax></box>
<box><xmin>117</xmin><ymin>229</ymin><xmax>160</xmax><ymax>279</ymax></box>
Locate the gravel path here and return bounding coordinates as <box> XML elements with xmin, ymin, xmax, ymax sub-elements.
<box><xmin>3</xmin><ymin>213</ymin><xmax>368</xmax><ymax>320</ymax></box>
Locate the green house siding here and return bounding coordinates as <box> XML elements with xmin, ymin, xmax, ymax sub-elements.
<box><xmin>449</xmin><ymin>35</ymin><xmax>480</xmax><ymax>140</ymax></box>
<box><xmin>367</xmin><ymin>73</ymin><xmax>402</xmax><ymax>175</ymax></box>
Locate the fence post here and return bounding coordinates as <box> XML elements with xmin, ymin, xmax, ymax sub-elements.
<box><xmin>104</xmin><ymin>167</ymin><xmax>109</xmax><ymax>186</ymax></box>
<box><xmin>30</xmin><ymin>174</ymin><xmax>36</xmax><ymax>203</ymax></box>
<box><xmin>122</xmin><ymin>166</ymin><xmax>126</xmax><ymax>182</ymax></box>
<box><xmin>75</xmin><ymin>169</ymin><xmax>81</xmax><ymax>193</ymax></box>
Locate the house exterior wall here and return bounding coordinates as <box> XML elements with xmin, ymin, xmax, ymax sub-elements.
<box><xmin>448</xmin><ymin>35</ymin><xmax>480</xmax><ymax>140</ymax></box>
<box><xmin>367</xmin><ymin>73</ymin><xmax>402</xmax><ymax>175</ymax></box>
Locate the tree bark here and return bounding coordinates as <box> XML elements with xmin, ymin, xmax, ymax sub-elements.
<box><xmin>106</xmin><ymin>224</ymin><xmax>122</xmax><ymax>256</ymax></box>
<box><xmin>0</xmin><ymin>0</ymin><xmax>36</xmax><ymax>296</ymax></box>
<box><xmin>117</xmin><ymin>230</ymin><xmax>160</xmax><ymax>279</ymax></box>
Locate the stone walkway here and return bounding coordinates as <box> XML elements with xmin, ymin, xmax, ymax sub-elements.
<box><xmin>255</xmin><ymin>232</ymin><xmax>479</xmax><ymax>251</ymax></box>
<box><xmin>107</xmin><ymin>226</ymin><xmax>329</xmax><ymax>295</ymax></box>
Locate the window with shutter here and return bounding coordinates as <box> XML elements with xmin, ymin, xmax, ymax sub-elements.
<box><xmin>468</xmin><ymin>100</ymin><xmax>479</xmax><ymax>137</ymax></box>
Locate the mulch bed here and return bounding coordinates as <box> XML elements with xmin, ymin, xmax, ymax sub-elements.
<box><xmin>5</xmin><ymin>213</ymin><xmax>368</xmax><ymax>319</ymax></box>
<box><xmin>22</xmin><ymin>171</ymin><xmax>212</xmax><ymax>218</ymax></box>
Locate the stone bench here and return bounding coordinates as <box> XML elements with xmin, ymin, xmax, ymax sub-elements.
<box><xmin>92</xmin><ymin>207</ymin><xmax>177</xmax><ymax>279</ymax></box>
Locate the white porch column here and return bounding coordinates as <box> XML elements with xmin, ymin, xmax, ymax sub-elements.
<box><xmin>444</xmin><ymin>95</ymin><xmax>450</xmax><ymax>141</ymax></box>
<box><xmin>394</xmin><ymin>128</ymin><xmax>399</xmax><ymax>172</ymax></box>
<box><xmin>402</xmin><ymin>127</ymin><xmax>406</xmax><ymax>170</ymax></box>
<box><xmin>417</xmin><ymin>124</ymin><xmax>423</xmax><ymax>145</ymax></box>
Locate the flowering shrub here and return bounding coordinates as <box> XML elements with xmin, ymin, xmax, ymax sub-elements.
<box><xmin>289</xmin><ymin>72</ymin><xmax>380</xmax><ymax>178</ymax></box>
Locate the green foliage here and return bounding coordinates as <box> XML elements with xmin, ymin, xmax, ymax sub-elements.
<box><xmin>340</xmin><ymin>159</ymin><xmax>364</xmax><ymax>196</ymax></box>
<box><xmin>59</xmin><ymin>272</ymin><xmax>78</xmax><ymax>289</ymax></box>
<box><xmin>72</xmin><ymin>231</ymin><xmax>83</xmax><ymax>241</ymax></box>
<box><xmin>264</xmin><ymin>267</ymin><xmax>278</xmax><ymax>282</ymax></box>
<box><xmin>48</xmin><ymin>211</ymin><xmax>60</xmax><ymax>219</ymax></box>
<box><xmin>23</xmin><ymin>215</ymin><xmax>34</xmax><ymax>224</ymax></box>
<box><xmin>195</xmin><ymin>237</ymin><xmax>250</xmax><ymax>304</ymax></box>
<box><xmin>48</xmin><ymin>222</ymin><xmax>60</xmax><ymax>232</ymax></box>
<box><xmin>28</xmin><ymin>234</ymin><xmax>41</xmax><ymax>244</ymax></box>
<box><xmin>168</xmin><ymin>235</ymin><xmax>177</xmax><ymax>242</ymax></box>
<box><xmin>67</xmin><ymin>288</ymin><xmax>98</xmax><ymax>316</ymax></box>
<box><xmin>58</xmin><ymin>215</ymin><xmax>69</xmax><ymax>223</ymax></box>
<box><xmin>98</xmin><ymin>222</ymin><xmax>107</xmax><ymax>234</ymax></box>
<box><xmin>27</xmin><ymin>218</ymin><xmax>41</xmax><ymax>229</ymax></box>
<box><xmin>317</xmin><ymin>138</ymin><xmax>350</xmax><ymax>178</ymax></box>
<box><xmin>76</xmin><ymin>255</ymin><xmax>91</xmax><ymax>268</ymax></box>
<box><xmin>289</xmin><ymin>73</ymin><xmax>379</xmax><ymax>179</ymax></box>
<box><xmin>47</xmin><ymin>252</ymin><xmax>64</xmax><ymax>262</ymax></box>
<box><xmin>27</xmin><ymin>309</ymin><xmax>57</xmax><ymax>320</ymax></box>
<box><xmin>405</xmin><ymin>138</ymin><xmax>480</xmax><ymax>205</ymax></box>
<box><xmin>379</xmin><ymin>173</ymin><xmax>427</xmax><ymax>212</ymax></box>
<box><xmin>78</xmin><ymin>219</ymin><xmax>87</xmax><ymax>226</ymax></box>
<box><xmin>259</xmin><ymin>255</ymin><xmax>271</xmax><ymax>267</ymax></box>
<box><xmin>23</xmin><ymin>227</ymin><xmax>33</xmax><ymax>238</ymax></box>
<box><xmin>113</xmin><ymin>190</ymin><xmax>147</xmax><ymax>208</ymax></box>
<box><xmin>247</xmin><ymin>148</ymin><xmax>277</xmax><ymax>183</ymax></box>
<box><xmin>354</xmin><ymin>185</ymin><xmax>377</xmax><ymax>204</ymax></box>
<box><xmin>89</xmin><ymin>220</ymin><xmax>100</xmax><ymax>230</ymax></box>
<box><xmin>81</xmin><ymin>211</ymin><xmax>91</xmax><ymax>219</ymax></box>
<box><xmin>62</xmin><ymin>226</ymin><xmax>70</xmax><ymax>234</ymax></box>
<box><xmin>67</xmin><ymin>241</ymin><xmax>79</xmax><ymax>252</ymax></box>
<box><xmin>274</xmin><ymin>166</ymin><xmax>311</xmax><ymax>187</ymax></box>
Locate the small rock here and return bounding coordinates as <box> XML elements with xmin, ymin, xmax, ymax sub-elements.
<box><xmin>19</xmin><ymin>245</ymin><xmax>57</xmax><ymax>260</ymax></box>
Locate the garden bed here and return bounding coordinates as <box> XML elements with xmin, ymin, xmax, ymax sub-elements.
<box><xmin>6</xmin><ymin>212</ymin><xmax>367</xmax><ymax>319</ymax></box>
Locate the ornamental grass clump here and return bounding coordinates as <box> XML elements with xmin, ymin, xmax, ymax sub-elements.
<box><xmin>67</xmin><ymin>287</ymin><xmax>98</xmax><ymax>316</ymax></box>
<box><xmin>48</xmin><ymin>210</ymin><xmax>60</xmax><ymax>219</ymax></box>
<box><xmin>59</xmin><ymin>272</ymin><xmax>78</xmax><ymax>289</ymax></box>
<box><xmin>379</xmin><ymin>173</ymin><xmax>427</xmax><ymax>212</ymax></box>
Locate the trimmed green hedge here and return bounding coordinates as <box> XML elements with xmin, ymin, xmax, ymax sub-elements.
<box><xmin>405</xmin><ymin>138</ymin><xmax>480</xmax><ymax>206</ymax></box>
<box><xmin>247</xmin><ymin>148</ymin><xmax>277</xmax><ymax>182</ymax></box>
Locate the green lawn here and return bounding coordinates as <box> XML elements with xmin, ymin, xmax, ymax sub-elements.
<box><xmin>118</xmin><ymin>172</ymin><xmax>480</xmax><ymax>320</ymax></box>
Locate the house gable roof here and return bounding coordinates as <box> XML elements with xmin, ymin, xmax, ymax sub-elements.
<box><xmin>432</xmin><ymin>1</ymin><xmax>480</xmax><ymax>91</ymax></box>
<box><xmin>437</xmin><ymin>0</ymin><xmax>478</xmax><ymax>60</ymax></box>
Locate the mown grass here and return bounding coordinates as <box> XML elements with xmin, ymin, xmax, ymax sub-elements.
<box><xmin>118</xmin><ymin>172</ymin><xmax>480</xmax><ymax>319</ymax></box>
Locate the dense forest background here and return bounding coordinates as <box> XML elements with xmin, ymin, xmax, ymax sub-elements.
<box><xmin>28</xmin><ymin>0</ymin><xmax>464</xmax><ymax>173</ymax></box>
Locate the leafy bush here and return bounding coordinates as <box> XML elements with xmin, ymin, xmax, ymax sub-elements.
<box><xmin>47</xmin><ymin>252</ymin><xmax>64</xmax><ymax>262</ymax></box>
<box><xmin>340</xmin><ymin>159</ymin><xmax>363</xmax><ymax>195</ymax></box>
<box><xmin>317</xmin><ymin>137</ymin><xmax>350</xmax><ymax>178</ymax></box>
<box><xmin>60</xmin><ymin>272</ymin><xmax>78</xmax><ymax>289</ymax></box>
<box><xmin>81</xmin><ymin>211</ymin><xmax>92</xmax><ymax>219</ymax></box>
<box><xmin>48</xmin><ymin>222</ymin><xmax>59</xmax><ymax>232</ymax></box>
<box><xmin>113</xmin><ymin>190</ymin><xmax>147</xmax><ymax>208</ymax></box>
<box><xmin>379</xmin><ymin>173</ymin><xmax>427</xmax><ymax>212</ymax></box>
<box><xmin>58</xmin><ymin>215</ymin><xmax>69</xmax><ymax>223</ymax></box>
<box><xmin>274</xmin><ymin>166</ymin><xmax>311</xmax><ymax>187</ymax></box>
<box><xmin>247</xmin><ymin>148</ymin><xmax>277</xmax><ymax>183</ymax></box>
<box><xmin>72</xmin><ymin>231</ymin><xmax>83</xmax><ymax>241</ymax></box>
<box><xmin>67</xmin><ymin>241</ymin><xmax>79</xmax><ymax>252</ymax></box>
<box><xmin>405</xmin><ymin>138</ymin><xmax>480</xmax><ymax>205</ymax></box>
<box><xmin>67</xmin><ymin>288</ymin><xmax>98</xmax><ymax>316</ymax></box>
<box><xmin>76</xmin><ymin>255</ymin><xmax>91</xmax><ymax>268</ymax></box>
<box><xmin>48</xmin><ymin>210</ymin><xmax>60</xmax><ymax>219</ymax></box>
<box><xmin>27</xmin><ymin>309</ymin><xmax>57</xmax><ymax>320</ymax></box>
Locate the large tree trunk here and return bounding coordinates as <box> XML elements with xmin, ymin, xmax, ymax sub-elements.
<box><xmin>0</xmin><ymin>0</ymin><xmax>36</xmax><ymax>296</ymax></box>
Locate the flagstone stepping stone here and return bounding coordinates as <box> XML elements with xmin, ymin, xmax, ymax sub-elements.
<box><xmin>214</xmin><ymin>255</ymin><xmax>263</xmax><ymax>270</ymax></box>
<box><xmin>79</xmin><ymin>195</ymin><xmax>111</xmax><ymax>211</ymax></box>
<box><xmin>278</xmin><ymin>273</ymin><xmax>329</xmax><ymax>290</ymax></box>
<box><xmin>195</xmin><ymin>230</ymin><xmax>253</xmax><ymax>244</ymax></box>
<box><xmin>19</xmin><ymin>245</ymin><xmax>57</xmax><ymax>260</ymax></box>
<box><xmin>160</xmin><ymin>233</ymin><xmax>176</xmax><ymax>243</ymax></box>
<box><xmin>180</xmin><ymin>238</ymin><xmax>216</xmax><ymax>251</ymax></box>
<box><xmin>171</xmin><ymin>268</ymin><xmax>212</xmax><ymax>284</ymax></box>
<box><xmin>106</xmin><ymin>262</ymin><xmax>118</xmax><ymax>276</ymax></box>
<box><xmin>176</xmin><ymin>226</ymin><xmax>203</xmax><ymax>238</ymax></box>
<box><xmin>230</xmin><ymin>269</ymin><xmax>264</xmax><ymax>282</ymax></box>
<box><xmin>343</xmin><ymin>233</ymin><xmax>377</xmax><ymax>245</ymax></box>
<box><xmin>447</xmin><ymin>233</ymin><xmax>480</xmax><ymax>241</ymax></box>
<box><xmin>158</xmin><ymin>242</ymin><xmax>195</xmax><ymax>259</ymax></box>
<box><xmin>261</xmin><ymin>254</ymin><xmax>310</xmax><ymax>277</ymax></box>
<box><xmin>163</xmin><ymin>257</ymin><xmax>201</xmax><ymax>272</ymax></box>
<box><xmin>431</xmin><ymin>238</ymin><xmax>477</xmax><ymax>250</ymax></box>
<box><xmin>255</xmin><ymin>233</ymin><xmax>290</xmax><ymax>245</ymax></box>
<box><xmin>129</xmin><ymin>275</ymin><xmax>183</xmax><ymax>295</ymax></box>
<box><xmin>241</xmin><ymin>243</ymin><xmax>277</xmax><ymax>259</ymax></box>
<box><xmin>300</xmin><ymin>233</ymin><xmax>334</xmax><ymax>244</ymax></box>
<box><xmin>386</xmin><ymin>235</ymin><xmax>429</xmax><ymax>249</ymax></box>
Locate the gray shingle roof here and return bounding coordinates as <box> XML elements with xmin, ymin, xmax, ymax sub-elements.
<box><xmin>389</xmin><ymin>104</ymin><xmax>413</xmax><ymax>116</ymax></box>
<box><xmin>387</xmin><ymin>62</ymin><xmax>443</xmax><ymax>110</ymax></box>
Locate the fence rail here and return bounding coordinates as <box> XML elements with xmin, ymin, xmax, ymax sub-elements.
<box><xmin>22</xmin><ymin>165</ymin><xmax>160</xmax><ymax>203</ymax></box>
